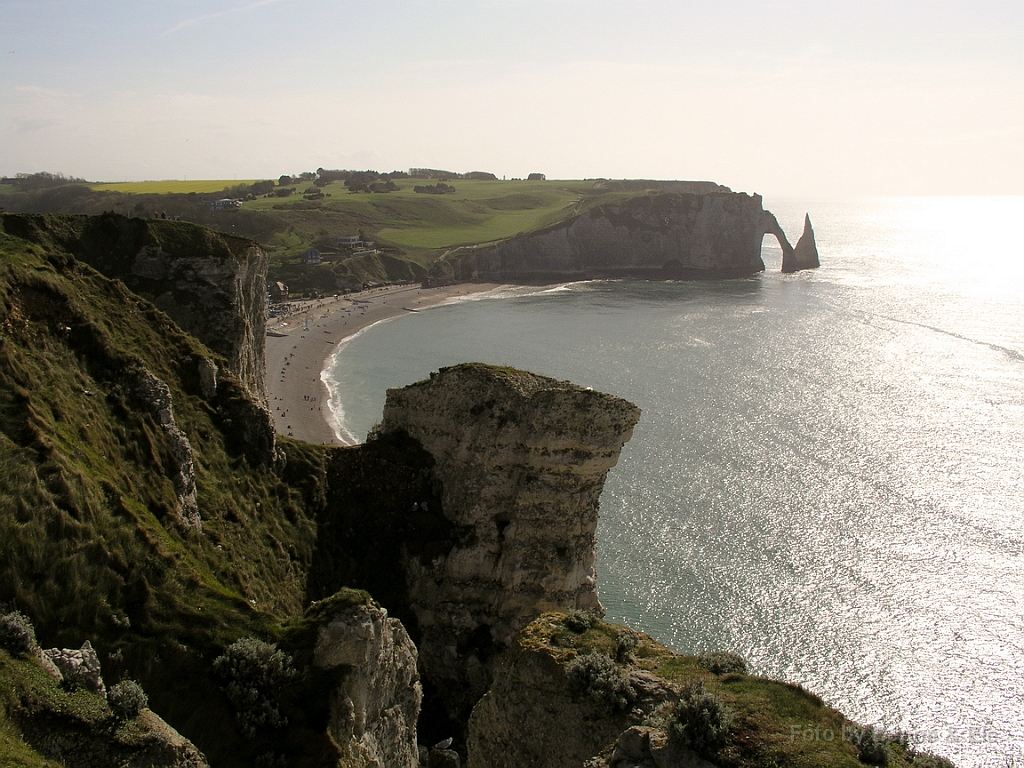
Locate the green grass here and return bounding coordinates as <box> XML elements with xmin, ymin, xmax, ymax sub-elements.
<box><xmin>89</xmin><ymin>180</ymin><xmax>261</xmax><ymax>194</ymax></box>
<box><xmin>244</xmin><ymin>178</ymin><xmax>599</xmax><ymax>251</ymax></box>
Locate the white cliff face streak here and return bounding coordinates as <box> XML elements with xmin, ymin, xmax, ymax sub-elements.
<box><xmin>313</xmin><ymin>602</ymin><xmax>422</xmax><ymax>768</ymax></box>
<box><xmin>379</xmin><ymin>363</ymin><xmax>641</xmax><ymax>719</ymax></box>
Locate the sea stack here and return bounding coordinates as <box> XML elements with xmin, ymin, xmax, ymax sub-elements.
<box><xmin>783</xmin><ymin>213</ymin><xmax>820</xmax><ymax>272</ymax></box>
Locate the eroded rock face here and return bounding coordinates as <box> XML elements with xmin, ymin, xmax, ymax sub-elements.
<box><xmin>313</xmin><ymin>601</ymin><xmax>422</xmax><ymax>768</ymax></box>
<box><xmin>379</xmin><ymin>363</ymin><xmax>641</xmax><ymax>720</ymax></box>
<box><xmin>448</xmin><ymin>192</ymin><xmax>807</xmax><ymax>280</ymax></box>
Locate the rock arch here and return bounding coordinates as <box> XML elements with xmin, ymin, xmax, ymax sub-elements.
<box><xmin>761</xmin><ymin>210</ymin><xmax>820</xmax><ymax>273</ymax></box>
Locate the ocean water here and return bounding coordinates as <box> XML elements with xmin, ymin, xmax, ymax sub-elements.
<box><xmin>324</xmin><ymin>197</ymin><xmax>1024</xmax><ymax>767</ymax></box>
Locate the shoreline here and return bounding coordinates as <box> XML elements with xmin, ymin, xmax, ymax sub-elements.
<box><xmin>265</xmin><ymin>282</ymin><xmax>504</xmax><ymax>445</ymax></box>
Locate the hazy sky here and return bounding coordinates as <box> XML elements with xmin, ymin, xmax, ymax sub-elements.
<box><xmin>2</xmin><ymin>0</ymin><xmax>1022</xmax><ymax>198</ymax></box>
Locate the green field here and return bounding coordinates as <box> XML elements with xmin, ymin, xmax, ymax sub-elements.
<box><xmin>245</xmin><ymin>178</ymin><xmax>601</xmax><ymax>250</ymax></box>
<box><xmin>90</xmin><ymin>179</ymin><xmax>261</xmax><ymax>194</ymax></box>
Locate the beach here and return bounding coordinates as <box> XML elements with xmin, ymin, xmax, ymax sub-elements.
<box><xmin>265</xmin><ymin>282</ymin><xmax>503</xmax><ymax>445</ymax></box>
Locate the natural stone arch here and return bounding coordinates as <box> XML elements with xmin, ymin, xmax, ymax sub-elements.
<box><xmin>761</xmin><ymin>211</ymin><xmax>795</xmax><ymax>271</ymax></box>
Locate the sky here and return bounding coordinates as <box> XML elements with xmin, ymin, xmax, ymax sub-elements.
<box><xmin>1</xmin><ymin>0</ymin><xmax>1022</xmax><ymax>199</ymax></box>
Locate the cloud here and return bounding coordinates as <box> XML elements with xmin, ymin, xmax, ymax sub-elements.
<box><xmin>15</xmin><ymin>85</ymin><xmax>70</xmax><ymax>99</ymax></box>
<box><xmin>13</xmin><ymin>117</ymin><xmax>60</xmax><ymax>134</ymax></box>
<box><xmin>160</xmin><ymin>0</ymin><xmax>294</xmax><ymax>37</ymax></box>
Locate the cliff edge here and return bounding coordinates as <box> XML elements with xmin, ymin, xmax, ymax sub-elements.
<box><xmin>444</xmin><ymin>192</ymin><xmax>818</xmax><ymax>281</ymax></box>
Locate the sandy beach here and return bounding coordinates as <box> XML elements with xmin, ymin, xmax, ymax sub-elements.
<box><xmin>265</xmin><ymin>282</ymin><xmax>503</xmax><ymax>445</ymax></box>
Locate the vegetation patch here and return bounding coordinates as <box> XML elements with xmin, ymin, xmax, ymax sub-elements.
<box><xmin>213</xmin><ymin>638</ymin><xmax>301</xmax><ymax>738</ymax></box>
<box><xmin>667</xmin><ymin>679</ymin><xmax>734</xmax><ymax>756</ymax></box>
<box><xmin>698</xmin><ymin>650</ymin><xmax>749</xmax><ymax>675</ymax></box>
<box><xmin>566</xmin><ymin>652</ymin><xmax>637</xmax><ymax>714</ymax></box>
<box><xmin>107</xmin><ymin>679</ymin><xmax>148</xmax><ymax>720</ymax></box>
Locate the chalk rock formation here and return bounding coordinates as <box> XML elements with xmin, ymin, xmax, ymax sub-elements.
<box><xmin>783</xmin><ymin>213</ymin><xmax>820</xmax><ymax>273</ymax></box>
<box><xmin>131</xmin><ymin>368</ymin><xmax>200</xmax><ymax>529</ymax></box>
<box><xmin>43</xmin><ymin>640</ymin><xmax>106</xmax><ymax>697</ymax></box>
<box><xmin>379</xmin><ymin>363</ymin><xmax>641</xmax><ymax>720</ymax></box>
<box><xmin>313</xmin><ymin>600</ymin><xmax>422</xmax><ymax>768</ymax></box>
<box><xmin>447</xmin><ymin>192</ymin><xmax>805</xmax><ymax>280</ymax></box>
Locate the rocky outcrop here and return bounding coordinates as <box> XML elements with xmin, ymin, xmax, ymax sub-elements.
<box><xmin>131</xmin><ymin>367</ymin><xmax>201</xmax><ymax>530</ymax></box>
<box><xmin>466</xmin><ymin>615</ymin><xmax>680</xmax><ymax>768</ymax></box>
<box><xmin>42</xmin><ymin>640</ymin><xmax>107</xmax><ymax>697</ymax></box>
<box><xmin>447</xmin><ymin>192</ymin><xmax>813</xmax><ymax>281</ymax></box>
<box><xmin>784</xmin><ymin>213</ymin><xmax>820</xmax><ymax>273</ymax></box>
<box><xmin>0</xmin><ymin>212</ymin><xmax>269</xmax><ymax>405</ymax></box>
<box><xmin>13</xmin><ymin>637</ymin><xmax>210</xmax><ymax>768</ymax></box>
<box><xmin>312</xmin><ymin>600</ymin><xmax>422</xmax><ymax>768</ymax></box>
<box><xmin>378</xmin><ymin>363</ymin><xmax>641</xmax><ymax>721</ymax></box>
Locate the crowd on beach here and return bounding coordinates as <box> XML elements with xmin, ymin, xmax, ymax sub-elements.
<box><xmin>267</xmin><ymin>282</ymin><xmax>421</xmax><ymax>325</ymax></box>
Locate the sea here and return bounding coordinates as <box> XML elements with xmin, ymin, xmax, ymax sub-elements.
<box><xmin>323</xmin><ymin>197</ymin><xmax>1024</xmax><ymax>767</ymax></box>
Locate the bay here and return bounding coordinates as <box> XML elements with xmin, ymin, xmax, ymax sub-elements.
<box><xmin>325</xmin><ymin>197</ymin><xmax>1024</xmax><ymax>767</ymax></box>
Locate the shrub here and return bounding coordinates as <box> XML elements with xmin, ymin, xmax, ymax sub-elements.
<box><xmin>615</xmin><ymin>630</ymin><xmax>641</xmax><ymax>663</ymax></box>
<box><xmin>108</xmin><ymin>679</ymin><xmax>148</xmax><ymax>719</ymax></box>
<box><xmin>668</xmin><ymin>680</ymin><xmax>733</xmax><ymax>756</ymax></box>
<box><xmin>0</xmin><ymin>611</ymin><xmax>38</xmax><ymax>655</ymax></box>
<box><xmin>910</xmin><ymin>755</ymin><xmax>956</xmax><ymax>768</ymax></box>
<box><xmin>563</xmin><ymin>609</ymin><xmax>598</xmax><ymax>633</ymax></box>
<box><xmin>697</xmin><ymin>650</ymin><xmax>748</xmax><ymax>675</ymax></box>
<box><xmin>213</xmin><ymin>637</ymin><xmax>300</xmax><ymax>737</ymax></box>
<box><xmin>849</xmin><ymin>725</ymin><xmax>889</xmax><ymax>766</ymax></box>
<box><xmin>567</xmin><ymin>652</ymin><xmax>637</xmax><ymax>714</ymax></box>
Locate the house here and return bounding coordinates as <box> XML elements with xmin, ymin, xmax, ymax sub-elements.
<box><xmin>210</xmin><ymin>198</ymin><xmax>242</xmax><ymax>211</ymax></box>
<box><xmin>337</xmin><ymin>235</ymin><xmax>361</xmax><ymax>248</ymax></box>
<box><xmin>268</xmin><ymin>281</ymin><xmax>289</xmax><ymax>303</ymax></box>
<box><xmin>302</xmin><ymin>248</ymin><xmax>322</xmax><ymax>265</ymax></box>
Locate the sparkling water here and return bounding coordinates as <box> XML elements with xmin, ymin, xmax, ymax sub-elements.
<box><xmin>325</xmin><ymin>197</ymin><xmax>1024</xmax><ymax>766</ymax></box>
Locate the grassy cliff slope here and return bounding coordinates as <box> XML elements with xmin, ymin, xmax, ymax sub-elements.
<box><xmin>0</xmin><ymin>219</ymin><xmax>340</xmax><ymax>765</ymax></box>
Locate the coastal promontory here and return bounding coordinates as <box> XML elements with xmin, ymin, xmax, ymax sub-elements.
<box><xmin>442</xmin><ymin>190</ymin><xmax>818</xmax><ymax>282</ymax></box>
